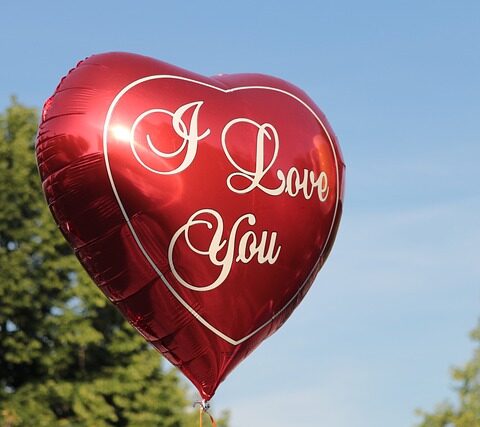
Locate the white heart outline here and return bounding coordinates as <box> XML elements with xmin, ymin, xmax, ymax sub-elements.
<box><xmin>103</xmin><ymin>75</ymin><xmax>340</xmax><ymax>346</ymax></box>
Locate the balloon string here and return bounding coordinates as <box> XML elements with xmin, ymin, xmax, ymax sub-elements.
<box><xmin>195</xmin><ymin>401</ymin><xmax>217</xmax><ymax>427</ymax></box>
<box><xmin>206</xmin><ymin>411</ymin><xmax>217</xmax><ymax>427</ymax></box>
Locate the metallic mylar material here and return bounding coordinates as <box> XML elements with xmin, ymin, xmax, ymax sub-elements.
<box><xmin>36</xmin><ymin>52</ymin><xmax>345</xmax><ymax>400</ymax></box>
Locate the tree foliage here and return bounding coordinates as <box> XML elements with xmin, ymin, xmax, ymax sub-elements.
<box><xmin>416</xmin><ymin>320</ymin><xmax>480</xmax><ymax>427</ymax></box>
<box><xmin>0</xmin><ymin>99</ymin><xmax>228</xmax><ymax>427</ymax></box>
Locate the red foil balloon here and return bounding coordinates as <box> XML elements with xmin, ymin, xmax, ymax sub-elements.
<box><xmin>36</xmin><ymin>52</ymin><xmax>345</xmax><ymax>400</ymax></box>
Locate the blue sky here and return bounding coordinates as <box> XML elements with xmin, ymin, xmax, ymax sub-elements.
<box><xmin>2</xmin><ymin>1</ymin><xmax>479</xmax><ymax>426</ymax></box>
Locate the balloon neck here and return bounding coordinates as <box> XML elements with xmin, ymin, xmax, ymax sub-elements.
<box><xmin>193</xmin><ymin>399</ymin><xmax>210</xmax><ymax>411</ymax></box>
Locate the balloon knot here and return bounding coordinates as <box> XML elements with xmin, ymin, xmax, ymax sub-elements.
<box><xmin>193</xmin><ymin>399</ymin><xmax>210</xmax><ymax>412</ymax></box>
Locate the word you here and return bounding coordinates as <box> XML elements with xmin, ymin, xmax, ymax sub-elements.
<box><xmin>168</xmin><ymin>209</ymin><xmax>280</xmax><ymax>292</ymax></box>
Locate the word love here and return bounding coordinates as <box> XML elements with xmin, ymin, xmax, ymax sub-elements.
<box><xmin>168</xmin><ymin>209</ymin><xmax>281</xmax><ymax>292</ymax></box>
<box><xmin>132</xmin><ymin>101</ymin><xmax>330</xmax><ymax>202</ymax></box>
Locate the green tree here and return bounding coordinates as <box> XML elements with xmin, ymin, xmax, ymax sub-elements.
<box><xmin>0</xmin><ymin>99</ymin><xmax>228</xmax><ymax>427</ymax></box>
<box><xmin>415</xmin><ymin>320</ymin><xmax>480</xmax><ymax>427</ymax></box>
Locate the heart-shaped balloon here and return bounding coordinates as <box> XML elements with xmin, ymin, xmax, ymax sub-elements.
<box><xmin>36</xmin><ymin>52</ymin><xmax>345</xmax><ymax>400</ymax></box>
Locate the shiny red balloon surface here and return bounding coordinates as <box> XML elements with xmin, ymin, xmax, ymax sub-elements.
<box><xmin>36</xmin><ymin>52</ymin><xmax>345</xmax><ymax>400</ymax></box>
